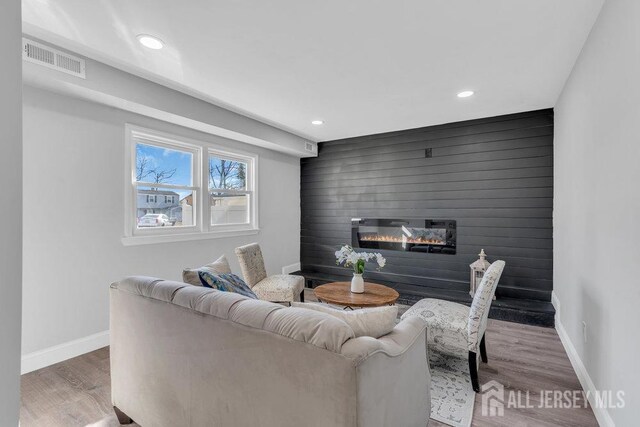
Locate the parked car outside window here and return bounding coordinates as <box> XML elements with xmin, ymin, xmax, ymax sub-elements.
<box><xmin>138</xmin><ymin>213</ymin><xmax>172</xmax><ymax>227</ymax></box>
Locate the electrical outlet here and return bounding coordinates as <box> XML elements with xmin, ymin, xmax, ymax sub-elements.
<box><xmin>582</xmin><ymin>321</ymin><xmax>587</xmax><ymax>343</ymax></box>
<box><xmin>425</xmin><ymin>148</ymin><xmax>433</xmax><ymax>158</ymax></box>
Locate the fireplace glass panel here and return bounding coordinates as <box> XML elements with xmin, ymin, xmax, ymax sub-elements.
<box><xmin>352</xmin><ymin>219</ymin><xmax>456</xmax><ymax>254</ymax></box>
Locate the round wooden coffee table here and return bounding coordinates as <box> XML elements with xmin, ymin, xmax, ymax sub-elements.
<box><xmin>313</xmin><ymin>281</ymin><xmax>399</xmax><ymax>309</ymax></box>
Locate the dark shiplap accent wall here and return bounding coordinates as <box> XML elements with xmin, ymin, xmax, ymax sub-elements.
<box><xmin>300</xmin><ymin>109</ymin><xmax>553</xmax><ymax>302</ymax></box>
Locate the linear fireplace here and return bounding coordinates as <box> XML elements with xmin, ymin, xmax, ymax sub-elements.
<box><xmin>351</xmin><ymin>218</ymin><xmax>457</xmax><ymax>255</ymax></box>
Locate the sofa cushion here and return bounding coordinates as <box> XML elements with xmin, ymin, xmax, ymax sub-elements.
<box><xmin>292</xmin><ymin>302</ymin><xmax>398</xmax><ymax>338</ymax></box>
<box><xmin>113</xmin><ymin>277</ymin><xmax>355</xmax><ymax>353</ymax></box>
<box><xmin>114</xmin><ymin>276</ymin><xmax>187</xmax><ymax>302</ymax></box>
<box><xmin>228</xmin><ymin>298</ymin><xmax>284</xmax><ymax>329</ymax></box>
<box><xmin>199</xmin><ymin>272</ymin><xmax>258</xmax><ymax>299</ymax></box>
<box><xmin>182</xmin><ymin>255</ymin><xmax>232</xmax><ymax>286</ymax></box>
<box><xmin>263</xmin><ymin>307</ymin><xmax>355</xmax><ymax>352</ymax></box>
<box><xmin>172</xmin><ymin>285</ymin><xmax>251</xmax><ymax>319</ymax></box>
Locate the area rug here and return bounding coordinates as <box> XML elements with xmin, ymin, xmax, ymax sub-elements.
<box><xmin>428</xmin><ymin>352</ymin><xmax>475</xmax><ymax>427</ymax></box>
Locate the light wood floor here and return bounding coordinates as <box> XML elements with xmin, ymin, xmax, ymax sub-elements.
<box><xmin>21</xmin><ymin>290</ymin><xmax>598</xmax><ymax>426</ymax></box>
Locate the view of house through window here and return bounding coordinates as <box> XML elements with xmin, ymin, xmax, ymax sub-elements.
<box><xmin>209</xmin><ymin>154</ymin><xmax>252</xmax><ymax>226</ymax></box>
<box><xmin>135</xmin><ymin>142</ymin><xmax>195</xmax><ymax>228</ymax></box>
<box><xmin>128</xmin><ymin>127</ymin><xmax>257</xmax><ymax>238</ymax></box>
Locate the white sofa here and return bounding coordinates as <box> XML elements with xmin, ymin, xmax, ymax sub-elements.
<box><xmin>110</xmin><ymin>276</ymin><xmax>431</xmax><ymax>427</ymax></box>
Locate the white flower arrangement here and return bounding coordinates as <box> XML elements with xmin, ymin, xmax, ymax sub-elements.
<box><xmin>334</xmin><ymin>245</ymin><xmax>386</xmax><ymax>274</ymax></box>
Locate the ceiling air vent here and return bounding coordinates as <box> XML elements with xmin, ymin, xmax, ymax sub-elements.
<box><xmin>22</xmin><ymin>39</ymin><xmax>86</xmax><ymax>79</ymax></box>
<box><xmin>305</xmin><ymin>142</ymin><xmax>316</xmax><ymax>153</ymax></box>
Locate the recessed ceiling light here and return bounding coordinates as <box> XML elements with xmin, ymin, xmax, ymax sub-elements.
<box><xmin>311</xmin><ymin>120</ymin><xmax>324</xmax><ymax>125</ymax></box>
<box><xmin>457</xmin><ymin>90</ymin><xmax>474</xmax><ymax>98</ymax></box>
<box><xmin>137</xmin><ymin>34</ymin><xmax>164</xmax><ymax>50</ymax></box>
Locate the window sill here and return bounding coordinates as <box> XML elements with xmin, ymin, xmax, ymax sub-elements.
<box><xmin>121</xmin><ymin>228</ymin><xmax>260</xmax><ymax>246</ymax></box>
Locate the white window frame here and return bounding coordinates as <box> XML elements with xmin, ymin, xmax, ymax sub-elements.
<box><xmin>208</xmin><ymin>148</ymin><xmax>257</xmax><ymax>231</ymax></box>
<box><xmin>123</xmin><ymin>125</ymin><xmax>259</xmax><ymax>246</ymax></box>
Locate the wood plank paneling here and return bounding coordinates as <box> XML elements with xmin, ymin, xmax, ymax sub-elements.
<box><xmin>300</xmin><ymin>109</ymin><xmax>554</xmax><ymax>302</ymax></box>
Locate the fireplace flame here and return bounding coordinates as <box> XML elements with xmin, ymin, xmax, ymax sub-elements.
<box><xmin>360</xmin><ymin>235</ymin><xmax>446</xmax><ymax>245</ymax></box>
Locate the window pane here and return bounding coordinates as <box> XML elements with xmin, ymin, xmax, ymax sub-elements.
<box><xmin>136</xmin><ymin>186</ymin><xmax>195</xmax><ymax>228</ymax></box>
<box><xmin>210</xmin><ymin>192</ymin><xmax>249</xmax><ymax>225</ymax></box>
<box><xmin>136</xmin><ymin>143</ymin><xmax>193</xmax><ymax>186</ymax></box>
<box><xmin>209</xmin><ymin>156</ymin><xmax>247</xmax><ymax>190</ymax></box>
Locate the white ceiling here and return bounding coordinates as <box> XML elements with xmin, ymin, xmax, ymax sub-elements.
<box><xmin>22</xmin><ymin>0</ymin><xmax>604</xmax><ymax>142</ymax></box>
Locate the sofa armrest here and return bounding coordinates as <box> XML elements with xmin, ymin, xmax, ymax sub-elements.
<box><xmin>340</xmin><ymin>316</ymin><xmax>427</xmax><ymax>364</ymax></box>
<box><xmin>341</xmin><ymin>316</ymin><xmax>430</xmax><ymax>427</ymax></box>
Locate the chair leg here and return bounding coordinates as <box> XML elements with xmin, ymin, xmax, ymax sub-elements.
<box><xmin>300</xmin><ymin>289</ymin><xmax>305</xmax><ymax>303</ymax></box>
<box><xmin>469</xmin><ymin>351</ymin><xmax>480</xmax><ymax>393</ymax></box>
<box><xmin>480</xmin><ymin>334</ymin><xmax>488</xmax><ymax>363</ymax></box>
<box><xmin>114</xmin><ymin>406</ymin><xmax>132</xmax><ymax>425</ymax></box>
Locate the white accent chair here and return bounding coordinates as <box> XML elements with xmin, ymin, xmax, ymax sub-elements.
<box><xmin>235</xmin><ymin>243</ymin><xmax>305</xmax><ymax>304</ymax></box>
<box><xmin>401</xmin><ymin>260</ymin><xmax>505</xmax><ymax>392</ymax></box>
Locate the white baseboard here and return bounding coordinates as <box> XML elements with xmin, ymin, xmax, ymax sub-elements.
<box><xmin>21</xmin><ymin>330</ymin><xmax>110</xmax><ymax>374</ymax></box>
<box><xmin>282</xmin><ymin>262</ymin><xmax>301</xmax><ymax>275</ymax></box>
<box><xmin>552</xmin><ymin>291</ymin><xmax>614</xmax><ymax>427</ymax></box>
<box><xmin>551</xmin><ymin>290</ymin><xmax>560</xmax><ymax>316</ymax></box>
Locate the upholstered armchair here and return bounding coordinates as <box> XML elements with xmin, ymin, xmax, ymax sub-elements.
<box><xmin>401</xmin><ymin>260</ymin><xmax>505</xmax><ymax>392</ymax></box>
<box><xmin>235</xmin><ymin>243</ymin><xmax>305</xmax><ymax>304</ymax></box>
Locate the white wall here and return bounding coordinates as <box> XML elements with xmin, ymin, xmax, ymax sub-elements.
<box><xmin>22</xmin><ymin>40</ymin><xmax>316</xmax><ymax>158</ymax></box>
<box><xmin>22</xmin><ymin>85</ymin><xmax>301</xmax><ymax>365</ymax></box>
<box><xmin>554</xmin><ymin>0</ymin><xmax>640</xmax><ymax>425</ymax></box>
<box><xmin>0</xmin><ymin>0</ymin><xmax>22</xmax><ymax>423</ymax></box>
